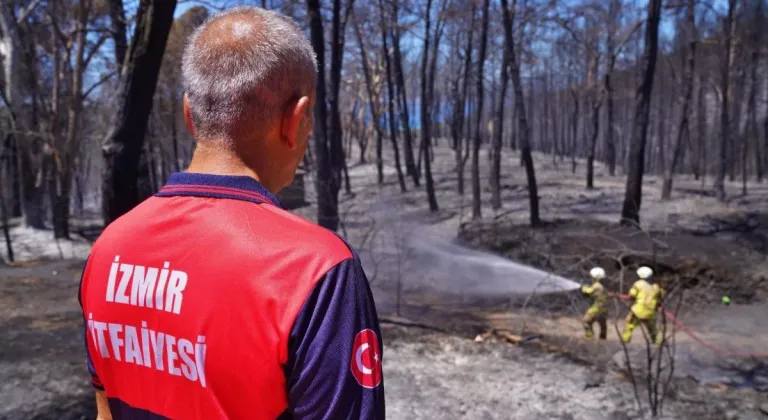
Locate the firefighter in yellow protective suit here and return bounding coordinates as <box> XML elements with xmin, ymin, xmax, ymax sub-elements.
<box><xmin>621</xmin><ymin>266</ymin><xmax>664</xmax><ymax>344</ymax></box>
<box><xmin>581</xmin><ymin>267</ymin><xmax>608</xmax><ymax>340</ymax></box>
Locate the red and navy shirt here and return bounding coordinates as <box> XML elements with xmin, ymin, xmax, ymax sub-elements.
<box><xmin>79</xmin><ymin>173</ymin><xmax>385</xmax><ymax>419</ymax></box>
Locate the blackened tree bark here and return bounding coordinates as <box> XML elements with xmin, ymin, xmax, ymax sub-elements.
<box><xmin>101</xmin><ymin>0</ymin><xmax>177</xmax><ymax>226</ymax></box>
<box><xmin>714</xmin><ymin>0</ymin><xmax>736</xmax><ymax>202</ymax></box>
<box><xmin>390</xmin><ymin>0</ymin><xmax>418</xmax><ymax>185</ymax></box>
<box><xmin>0</xmin><ymin>135</ymin><xmax>14</xmax><ymax>262</ymax></box>
<box><xmin>377</xmin><ymin>0</ymin><xmax>407</xmax><ymax>193</ymax></box>
<box><xmin>109</xmin><ymin>0</ymin><xmax>155</xmax><ymax>206</ymax></box>
<box><xmin>419</xmin><ymin>0</ymin><xmax>440</xmax><ymax>212</ymax></box>
<box><xmin>764</xmin><ymin>79</ymin><xmax>768</xmax><ymax>181</ymax></box>
<box><xmin>0</xmin><ymin>0</ymin><xmax>46</xmax><ymax>228</ymax></box>
<box><xmin>748</xmin><ymin>64</ymin><xmax>762</xmax><ymax>182</ymax></box>
<box><xmin>327</xmin><ymin>0</ymin><xmax>356</xmax><ymax>212</ymax></box>
<box><xmin>107</xmin><ymin>0</ymin><xmax>128</xmax><ymax>71</ymax></box>
<box><xmin>471</xmin><ymin>0</ymin><xmax>490</xmax><ymax>220</ymax></box>
<box><xmin>53</xmin><ymin>0</ymin><xmax>90</xmax><ymax>238</ymax></box>
<box><xmin>746</xmin><ymin>2</ymin><xmax>763</xmax><ymax>183</ymax></box>
<box><xmin>586</xmin><ymin>49</ymin><xmax>601</xmax><ymax>190</ymax></box>
<box><xmin>490</xmin><ymin>6</ymin><xmax>510</xmax><ymax>210</ymax></box>
<box><xmin>619</xmin><ymin>0</ymin><xmax>662</xmax><ymax>226</ymax></box>
<box><xmin>695</xmin><ymin>73</ymin><xmax>706</xmax><ymax>180</ymax></box>
<box><xmin>502</xmin><ymin>0</ymin><xmax>540</xmax><ymax>226</ymax></box>
<box><xmin>569</xmin><ymin>86</ymin><xmax>579</xmax><ymax>174</ymax></box>
<box><xmin>454</xmin><ymin>4</ymin><xmax>475</xmax><ymax>196</ymax></box>
<box><xmin>306</xmin><ymin>0</ymin><xmax>337</xmax><ymax>230</ymax></box>
<box><xmin>426</xmin><ymin>2</ymin><xmax>446</xmax><ymax>160</ymax></box>
<box><xmin>605</xmin><ymin>0</ymin><xmax>619</xmax><ymax>176</ymax></box>
<box><xmin>661</xmin><ymin>0</ymin><xmax>696</xmax><ymax>200</ymax></box>
<box><xmin>352</xmin><ymin>12</ymin><xmax>384</xmax><ymax>184</ymax></box>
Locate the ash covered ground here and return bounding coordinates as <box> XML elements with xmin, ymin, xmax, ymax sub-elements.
<box><xmin>2</xmin><ymin>145</ymin><xmax>768</xmax><ymax>419</ymax></box>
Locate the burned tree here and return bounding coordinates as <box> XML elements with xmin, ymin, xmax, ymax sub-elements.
<box><xmin>419</xmin><ymin>0</ymin><xmax>446</xmax><ymax>213</ymax></box>
<box><xmin>102</xmin><ymin>0</ymin><xmax>177</xmax><ymax>226</ymax></box>
<box><xmin>471</xmin><ymin>0</ymin><xmax>490</xmax><ymax>220</ymax></box>
<box><xmin>490</xmin><ymin>0</ymin><xmax>511</xmax><ymax>209</ymax></box>
<box><xmin>501</xmin><ymin>0</ymin><xmax>540</xmax><ymax>226</ymax></box>
<box><xmin>713</xmin><ymin>0</ymin><xmax>737</xmax><ymax>202</ymax></box>
<box><xmin>377</xmin><ymin>0</ymin><xmax>407</xmax><ymax>193</ymax></box>
<box><xmin>619</xmin><ymin>0</ymin><xmax>662</xmax><ymax>226</ymax></box>
<box><xmin>352</xmin><ymin>10</ymin><xmax>385</xmax><ymax>184</ymax></box>
<box><xmin>452</xmin><ymin>3</ymin><xmax>475</xmax><ymax>197</ymax></box>
<box><xmin>661</xmin><ymin>0</ymin><xmax>696</xmax><ymax>200</ymax></box>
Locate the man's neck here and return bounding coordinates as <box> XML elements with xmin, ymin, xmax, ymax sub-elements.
<box><xmin>185</xmin><ymin>141</ymin><xmax>278</xmax><ymax>193</ymax></box>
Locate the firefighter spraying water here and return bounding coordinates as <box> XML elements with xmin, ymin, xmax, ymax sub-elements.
<box><xmin>621</xmin><ymin>266</ymin><xmax>664</xmax><ymax>344</ymax></box>
<box><xmin>581</xmin><ymin>267</ymin><xmax>608</xmax><ymax>340</ymax></box>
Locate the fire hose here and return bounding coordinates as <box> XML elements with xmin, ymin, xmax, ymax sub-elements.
<box><xmin>607</xmin><ymin>292</ymin><xmax>768</xmax><ymax>359</ymax></box>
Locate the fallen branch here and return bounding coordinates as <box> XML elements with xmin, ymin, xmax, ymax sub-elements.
<box><xmin>378</xmin><ymin>317</ymin><xmax>448</xmax><ymax>333</ymax></box>
<box><xmin>496</xmin><ymin>330</ymin><xmax>523</xmax><ymax>344</ymax></box>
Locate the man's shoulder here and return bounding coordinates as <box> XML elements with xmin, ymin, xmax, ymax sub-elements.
<box><xmin>632</xmin><ymin>280</ymin><xmax>651</xmax><ymax>289</ymax></box>
<box><xmin>91</xmin><ymin>197</ymin><xmax>162</xmax><ymax>247</ymax></box>
<box><xmin>260</xmin><ymin>205</ymin><xmax>355</xmax><ymax>262</ymax></box>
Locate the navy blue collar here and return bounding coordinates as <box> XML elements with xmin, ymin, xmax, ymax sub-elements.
<box><xmin>156</xmin><ymin>172</ymin><xmax>283</xmax><ymax>209</ymax></box>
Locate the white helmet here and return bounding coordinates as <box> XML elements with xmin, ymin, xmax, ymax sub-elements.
<box><xmin>589</xmin><ymin>267</ymin><xmax>605</xmax><ymax>280</ymax></box>
<box><xmin>637</xmin><ymin>266</ymin><xmax>654</xmax><ymax>280</ymax></box>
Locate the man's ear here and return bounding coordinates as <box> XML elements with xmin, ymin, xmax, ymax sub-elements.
<box><xmin>281</xmin><ymin>96</ymin><xmax>311</xmax><ymax>150</ymax></box>
<box><xmin>183</xmin><ymin>93</ymin><xmax>196</xmax><ymax>138</ymax></box>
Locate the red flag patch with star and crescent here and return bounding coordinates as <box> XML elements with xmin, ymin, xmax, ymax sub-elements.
<box><xmin>350</xmin><ymin>329</ymin><xmax>382</xmax><ymax>388</ymax></box>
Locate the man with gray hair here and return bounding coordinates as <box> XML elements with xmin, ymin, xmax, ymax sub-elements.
<box><xmin>79</xmin><ymin>6</ymin><xmax>384</xmax><ymax>420</ymax></box>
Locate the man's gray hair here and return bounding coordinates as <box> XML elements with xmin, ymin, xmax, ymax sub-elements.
<box><xmin>181</xmin><ymin>6</ymin><xmax>317</xmax><ymax>140</ymax></box>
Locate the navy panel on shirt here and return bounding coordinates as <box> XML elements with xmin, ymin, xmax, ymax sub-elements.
<box><xmin>284</xmin><ymin>257</ymin><xmax>385</xmax><ymax>420</ymax></box>
<box><xmin>108</xmin><ymin>398</ymin><xmax>172</xmax><ymax>420</ymax></box>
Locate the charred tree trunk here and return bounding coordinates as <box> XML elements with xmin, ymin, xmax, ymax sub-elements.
<box><xmin>746</xmin><ymin>11</ymin><xmax>762</xmax><ymax>183</ymax></box>
<box><xmin>378</xmin><ymin>0</ymin><xmax>407</xmax><ymax>192</ymax></box>
<box><xmin>714</xmin><ymin>0</ymin><xmax>735</xmax><ymax>202</ymax></box>
<box><xmin>620</xmin><ymin>0</ymin><xmax>662</xmax><ymax>226</ymax></box>
<box><xmin>107</xmin><ymin>0</ymin><xmax>129</xmax><ymax>71</ymax></box>
<box><xmin>0</xmin><ymin>3</ymin><xmax>46</xmax><ymax>228</ymax></box>
<box><xmin>694</xmin><ymin>73</ymin><xmax>706</xmax><ymax>180</ymax></box>
<box><xmin>569</xmin><ymin>88</ymin><xmax>579</xmax><ymax>174</ymax></box>
<box><xmin>502</xmin><ymin>0</ymin><xmax>540</xmax><ymax>226</ymax></box>
<box><xmin>419</xmin><ymin>0</ymin><xmax>442</xmax><ymax>212</ymax></box>
<box><xmin>307</xmin><ymin>0</ymin><xmax>337</xmax><ymax>230</ymax></box>
<box><xmin>471</xmin><ymin>0</ymin><xmax>491</xmax><ymax>220</ymax></box>
<box><xmin>586</xmin><ymin>49</ymin><xmax>601</xmax><ymax>190</ymax></box>
<box><xmin>353</xmin><ymin>13</ymin><xmax>384</xmax><ymax>184</ymax></box>
<box><xmin>490</xmin><ymin>23</ymin><xmax>510</xmax><ymax>209</ymax></box>
<box><xmin>390</xmin><ymin>1</ymin><xmax>418</xmax><ymax>185</ymax></box>
<box><xmin>327</xmin><ymin>0</ymin><xmax>354</xmax><ymax>214</ymax></box>
<box><xmin>764</xmin><ymin>80</ymin><xmax>768</xmax><ymax>181</ymax></box>
<box><xmin>101</xmin><ymin>0</ymin><xmax>177</xmax><ymax>226</ymax></box>
<box><xmin>605</xmin><ymin>8</ymin><xmax>617</xmax><ymax>177</ymax></box>
<box><xmin>586</xmin><ymin>95</ymin><xmax>601</xmax><ymax>189</ymax></box>
<box><xmin>0</xmin><ymin>134</ymin><xmax>15</xmax><ymax>262</ymax></box>
<box><xmin>661</xmin><ymin>0</ymin><xmax>696</xmax><ymax>200</ymax></box>
<box><xmin>454</xmin><ymin>7</ymin><xmax>475</xmax><ymax>196</ymax></box>
<box><xmin>54</xmin><ymin>0</ymin><xmax>90</xmax><ymax>239</ymax></box>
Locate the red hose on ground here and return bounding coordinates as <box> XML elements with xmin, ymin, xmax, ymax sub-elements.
<box><xmin>607</xmin><ymin>292</ymin><xmax>768</xmax><ymax>359</ymax></box>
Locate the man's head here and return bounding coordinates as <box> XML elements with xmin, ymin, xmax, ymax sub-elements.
<box><xmin>181</xmin><ymin>6</ymin><xmax>317</xmax><ymax>193</ymax></box>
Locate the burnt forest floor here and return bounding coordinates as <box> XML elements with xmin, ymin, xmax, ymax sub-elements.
<box><xmin>2</xmin><ymin>144</ymin><xmax>768</xmax><ymax>419</ymax></box>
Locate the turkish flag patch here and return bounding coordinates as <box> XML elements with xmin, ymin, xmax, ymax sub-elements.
<box><xmin>350</xmin><ymin>329</ymin><xmax>382</xmax><ymax>388</ymax></box>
